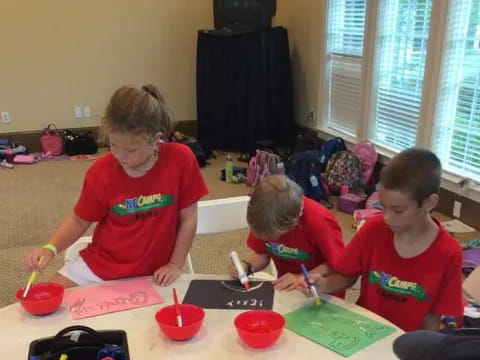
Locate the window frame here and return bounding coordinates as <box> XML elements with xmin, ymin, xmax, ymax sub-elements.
<box><xmin>316</xmin><ymin>0</ymin><xmax>480</xmax><ymax>201</ymax></box>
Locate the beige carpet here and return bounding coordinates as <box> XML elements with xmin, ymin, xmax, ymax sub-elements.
<box><xmin>0</xmin><ymin>151</ymin><xmax>360</xmax><ymax>307</ymax></box>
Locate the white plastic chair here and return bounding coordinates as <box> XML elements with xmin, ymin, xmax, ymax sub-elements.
<box><xmin>64</xmin><ymin>235</ymin><xmax>91</xmax><ymax>264</ymax></box>
<box><xmin>190</xmin><ymin>196</ymin><xmax>277</xmax><ymax>280</ymax></box>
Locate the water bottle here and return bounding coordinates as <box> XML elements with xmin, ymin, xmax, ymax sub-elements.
<box><xmin>277</xmin><ymin>161</ymin><xmax>285</xmax><ymax>175</ymax></box>
<box><xmin>225</xmin><ymin>154</ymin><xmax>233</xmax><ymax>183</ymax></box>
<box><xmin>309</xmin><ymin>172</ymin><xmax>323</xmax><ymax>200</ymax></box>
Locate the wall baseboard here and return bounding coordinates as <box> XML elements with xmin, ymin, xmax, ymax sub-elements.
<box><xmin>1</xmin><ymin>120</ymin><xmax>198</xmax><ymax>153</ymax></box>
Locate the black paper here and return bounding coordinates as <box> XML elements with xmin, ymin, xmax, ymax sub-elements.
<box><xmin>182</xmin><ymin>280</ymin><xmax>274</xmax><ymax>310</ymax></box>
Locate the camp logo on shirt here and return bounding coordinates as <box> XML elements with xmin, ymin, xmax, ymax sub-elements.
<box><xmin>265</xmin><ymin>243</ymin><xmax>309</xmax><ymax>260</ymax></box>
<box><xmin>369</xmin><ymin>270</ymin><xmax>427</xmax><ymax>301</ymax></box>
<box><xmin>112</xmin><ymin>193</ymin><xmax>174</xmax><ymax>216</ymax></box>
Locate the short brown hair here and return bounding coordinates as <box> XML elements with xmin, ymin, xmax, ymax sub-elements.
<box><xmin>380</xmin><ymin>147</ymin><xmax>442</xmax><ymax>206</ymax></box>
<box><xmin>102</xmin><ymin>84</ymin><xmax>175</xmax><ymax>140</ymax></box>
<box><xmin>247</xmin><ymin>175</ymin><xmax>303</xmax><ymax>240</ymax></box>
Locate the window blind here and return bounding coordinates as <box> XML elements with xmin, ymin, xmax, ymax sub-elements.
<box><xmin>326</xmin><ymin>0</ymin><xmax>366</xmax><ymax>135</ymax></box>
<box><xmin>372</xmin><ymin>0</ymin><xmax>432</xmax><ymax>151</ymax></box>
<box><xmin>433</xmin><ymin>0</ymin><xmax>480</xmax><ymax>181</ymax></box>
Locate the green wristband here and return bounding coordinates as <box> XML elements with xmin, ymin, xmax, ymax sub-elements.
<box><xmin>42</xmin><ymin>244</ymin><xmax>58</xmax><ymax>256</ymax></box>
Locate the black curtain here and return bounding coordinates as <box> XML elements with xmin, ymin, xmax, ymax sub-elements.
<box><xmin>196</xmin><ymin>27</ymin><xmax>294</xmax><ymax>153</ymax></box>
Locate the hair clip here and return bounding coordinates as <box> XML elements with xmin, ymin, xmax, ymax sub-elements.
<box><xmin>142</xmin><ymin>86</ymin><xmax>159</xmax><ymax>101</ymax></box>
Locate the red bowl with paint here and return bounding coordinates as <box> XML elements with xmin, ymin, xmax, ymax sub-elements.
<box><xmin>16</xmin><ymin>282</ymin><xmax>64</xmax><ymax>315</ymax></box>
<box><xmin>234</xmin><ymin>310</ymin><xmax>285</xmax><ymax>348</ymax></box>
<box><xmin>155</xmin><ymin>304</ymin><xmax>205</xmax><ymax>340</ymax></box>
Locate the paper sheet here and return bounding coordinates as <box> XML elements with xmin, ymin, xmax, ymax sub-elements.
<box><xmin>441</xmin><ymin>219</ymin><xmax>475</xmax><ymax>233</ymax></box>
<box><xmin>284</xmin><ymin>301</ymin><xmax>396</xmax><ymax>357</ymax></box>
<box><xmin>182</xmin><ymin>279</ymin><xmax>274</xmax><ymax>310</ymax></box>
<box><xmin>64</xmin><ymin>278</ymin><xmax>164</xmax><ymax>319</ymax></box>
<box><xmin>464</xmin><ymin>266</ymin><xmax>480</xmax><ymax>303</ymax></box>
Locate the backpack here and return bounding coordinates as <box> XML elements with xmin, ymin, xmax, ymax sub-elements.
<box><xmin>318</xmin><ymin>137</ymin><xmax>347</xmax><ymax>171</ymax></box>
<box><xmin>324</xmin><ymin>150</ymin><xmax>362</xmax><ymax>195</ymax></box>
<box><xmin>293</xmin><ymin>134</ymin><xmax>322</xmax><ymax>153</ymax></box>
<box><xmin>0</xmin><ymin>142</ymin><xmax>28</xmax><ymax>162</ymax></box>
<box><xmin>286</xmin><ymin>151</ymin><xmax>328</xmax><ymax>202</ymax></box>
<box><xmin>172</xmin><ymin>135</ymin><xmax>210</xmax><ymax>167</ymax></box>
<box><xmin>352</xmin><ymin>141</ymin><xmax>378</xmax><ymax>187</ymax></box>
<box><xmin>246</xmin><ymin>150</ymin><xmax>284</xmax><ymax>187</ymax></box>
<box><xmin>186</xmin><ymin>139</ymin><xmax>209</xmax><ymax>167</ymax></box>
<box><xmin>463</xmin><ymin>247</ymin><xmax>480</xmax><ymax>275</ymax></box>
<box><xmin>63</xmin><ymin>130</ymin><xmax>98</xmax><ymax>156</ymax></box>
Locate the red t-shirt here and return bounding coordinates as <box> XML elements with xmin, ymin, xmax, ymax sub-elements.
<box><xmin>74</xmin><ymin>142</ymin><xmax>208</xmax><ymax>280</ymax></box>
<box><xmin>335</xmin><ymin>215</ymin><xmax>463</xmax><ymax>331</ymax></box>
<box><xmin>247</xmin><ymin>197</ymin><xmax>345</xmax><ymax>276</ymax></box>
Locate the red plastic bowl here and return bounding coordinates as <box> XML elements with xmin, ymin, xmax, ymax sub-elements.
<box><xmin>16</xmin><ymin>282</ymin><xmax>64</xmax><ymax>315</ymax></box>
<box><xmin>155</xmin><ymin>304</ymin><xmax>205</xmax><ymax>340</ymax></box>
<box><xmin>234</xmin><ymin>310</ymin><xmax>285</xmax><ymax>349</ymax></box>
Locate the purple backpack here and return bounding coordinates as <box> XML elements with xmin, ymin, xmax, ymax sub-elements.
<box><xmin>463</xmin><ymin>247</ymin><xmax>480</xmax><ymax>274</ymax></box>
<box><xmin>246</xmin><ymin>150</ymin><xmax>284</xmax><ymax>187</ymax></box>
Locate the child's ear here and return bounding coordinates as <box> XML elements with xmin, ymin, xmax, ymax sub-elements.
<box><xmin>424</xmin><ymin>193</ymin><xmax>439</xmax><ymax>212</ymax></box>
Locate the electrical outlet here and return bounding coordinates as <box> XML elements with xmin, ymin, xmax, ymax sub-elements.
<box><xmin>307</xmin><ymin>110</ymin><xmax>315</xmax><ymax>125</ymax></box>
<box><xmin>453</xmin><ymin>201</ymin><xmax>462</xmax><ymax>218</ymax></box>
<box><xmin>1</xmin><ymin>112</ymin><xmax>10</xmax><ymax>124</ymax></box>
<box><xmin>74</xmin><ymin>106</ymin><xmax>83</xmax><ymax>119</ymax></box>
<box><xmin>83</xmin><ymin>106</ymin><xmax>91</xmax><ymax>118</ymax></box>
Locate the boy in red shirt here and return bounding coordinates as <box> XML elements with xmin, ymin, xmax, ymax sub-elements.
<box><xmin>26</xmin><ymin>85</ymin><xmax>208</xmax><ymax>287</ymax></box>
<box><xmin>232</xmin><ymin>175</ymin><xmax>345</xmax><ymax>292</ymax></box>
<box><xmin>303</xmin><ymin>148</ymin><xmax>463</xmax><ymax>331</ymax></box>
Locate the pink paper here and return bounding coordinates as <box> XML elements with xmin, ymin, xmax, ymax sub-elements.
<box><xmin>64</xmin><ymin>278</ymin><xmax>164</xmax><ymax>319</ymax></box>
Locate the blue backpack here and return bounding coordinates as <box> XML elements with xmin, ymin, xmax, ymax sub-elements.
<box><xmin>286</xmin><ymin>151</ymin><xmax>328</xmax><ymax>202</ymax></box>
<box><xmin>318</xmin><ymin>137</ymin><xmax>347</xmax><ymax>171</ymax></box>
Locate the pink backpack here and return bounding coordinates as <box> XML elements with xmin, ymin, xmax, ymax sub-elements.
<box><xmin>246</xmin><ymin>150</ymin><xmax>284</xmax><ymax>187</ymax></box>
<box><xmin>352</xmin><ymin>141</ymin><xmax>378</xmax><ymax>187</ymax></box>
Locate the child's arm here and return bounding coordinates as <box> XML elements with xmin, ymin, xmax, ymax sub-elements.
<box><xmin>26</xmin><ymin>213</ymin><xmax>92</xmax><ymax>272</ymax></box>
<box><xmin>309</xmin><ymin>263</ymin><xmax>334</xmax><ymax>277</ymax></box>
<box><xmin>153</xmin><ymin>202</ymin><xmax>198</xmax><ymax>286</ymax></box>
<box><xmin>274</xmin><ymin>263</ymin><xmax>333</xmax><ymax>292</ymax></box>
<box><xmin>229</xmin><ymin>252</ymin><xmax>271</xmax><ymax>278</ymax></box>
<box><xmin>246</xmin><ymin>252</ymin><xmax>272</xmax><ymax>272</ymax></box>
<box><xmin>304</xmin><ymin>271</ymin><xmax>358</xmax><ymax>295</ymax></box>
<box><xmin>420</xmin><ymin>314</ymin><xmax>441</xmax><ymax>331</ymax></box>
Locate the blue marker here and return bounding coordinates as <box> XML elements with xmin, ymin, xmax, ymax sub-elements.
<box><xmin>300</xmin><ymin>264</ymin><xmax>321</xmax><ymax>306</ymax></box>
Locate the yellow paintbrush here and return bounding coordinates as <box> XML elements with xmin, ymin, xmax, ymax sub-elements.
<box><xmin>22</xmin><ymin>257</ymin><xmax>43</xmax><ymax>299</ymax></box>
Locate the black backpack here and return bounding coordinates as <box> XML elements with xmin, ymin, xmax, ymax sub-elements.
<box><xmin>173</xmin><ymin>136</ymin><xmax>212</xmax><ymax>167</ymax></box>
<box><xmin>63</xmin><ymin>130</ymin><xmax>98</xmax><ymax>156</ymax></box>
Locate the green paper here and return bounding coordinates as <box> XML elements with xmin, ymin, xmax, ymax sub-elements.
<box><xmin>284</xmin><ymin>301</ymin><xmax>396</xmax><ymax>357</ymax></box>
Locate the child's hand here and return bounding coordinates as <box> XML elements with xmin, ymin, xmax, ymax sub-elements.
<box><xmin>273</xmin><ymin>273</ymin><xmax>303</xmax><ymax>291</ymax></box>
<box><xmin>310</xmin><ymin>272</ymin><xmax>328</xmax><ymax>292</ymax></box>
<box><xmin>229</xmin><ymin>262</ymin><xmax>247</xmax><ymax>279</ymax></box>
<box><xmin>297</xmin><ymin>272</ymin><xmax>327</xmax><ymax>297</ymax></box>
<box><xmin>153</xmin><ymin>263</ymin><xmax>182</xmax><ymax>286</ymax></box>
<box><xmin>26</xmin><ymin>247</ymin><xmax>55</xmax><ymax>273</ymax></box>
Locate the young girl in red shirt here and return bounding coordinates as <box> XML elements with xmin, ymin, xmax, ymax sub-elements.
<box><xmin>26</xmin><ymin>85</ymin><xmax>208</xmax><ymax>288</ymax></box>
